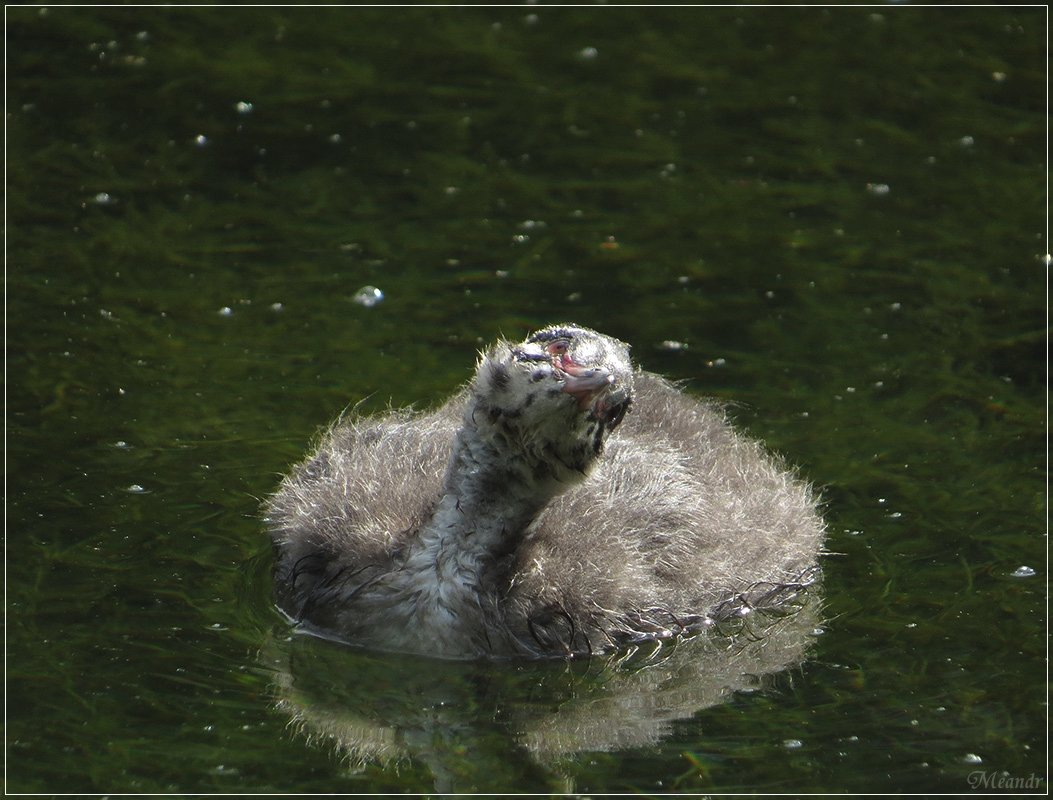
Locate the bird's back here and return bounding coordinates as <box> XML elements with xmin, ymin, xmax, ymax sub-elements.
<box><xmin>500</xmin><ymin>372</ymin><xmax>823</xmax><ymax>651</ymax></box>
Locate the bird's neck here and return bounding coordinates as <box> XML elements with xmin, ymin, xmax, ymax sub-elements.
<box><xmin>416</xmin><ymin>413</ymin><xmax>557</xmax><ymax>568</ymax></box>
<box><xmin>397</xmin><ymin>411</ymin><xmax>560</xmax><ymax>627</ymax></box>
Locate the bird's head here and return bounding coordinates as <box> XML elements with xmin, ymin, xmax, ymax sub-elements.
<box><xmin>470</xmin><ymin>323</ymin><xmax>634</xmax><ymax>480</ymax></box>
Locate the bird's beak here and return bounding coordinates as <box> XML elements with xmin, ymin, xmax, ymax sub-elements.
<box><xmin>560</xmin><ymin>361</ymin><xmax>614</xmax><ymax>409</ymax></box>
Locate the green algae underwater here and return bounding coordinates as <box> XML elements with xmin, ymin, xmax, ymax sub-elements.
<box><xmin>6</xmin><ymin>5</ymin><xmax>1045</xmax><ymax>794</ymax></box>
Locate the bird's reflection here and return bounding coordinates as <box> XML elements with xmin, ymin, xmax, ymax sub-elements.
<box><xmin>261</xmin><ymin>591</ymin><xmax>822</xmax><ymax>793</ymax></box>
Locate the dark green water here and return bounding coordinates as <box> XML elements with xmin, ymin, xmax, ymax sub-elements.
<box><xmin>7</xmin><ymin>5</ymin><xmax>1046</xmax><ymax>795</ymax></box>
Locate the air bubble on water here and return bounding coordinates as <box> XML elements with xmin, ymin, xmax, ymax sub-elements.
<box><xmin>578</xmin><ymin>46</ymin><xmax>598</xmax><ymax>60</ymax></box>
<box><xmin>352</xmin><ymin>286</ymin><xmax>384</xmax><ymax>307</ymax></box>
<box><xmin>783</xmin><ymin>739</ymin><xmax>804</xmax><ymax>750</ymax></box>
<box><xmin>234</xmin><ymin>101</ymin><xmax>253</xmax><ymax>114</ymax></box>
<box><xmin>92</xmin><ymin>192</ymin><xmax>115</xmax><ymax>205</ymax></box>
<box><xmin>962</xmin><ymin>753</ymin><xmax>982</xmax><ymax>764</ymax></box>
<box><xmin>218</xmin><ymin>306</ymin><xmax>233</xmax><ymax>317</ymax></box>
<box><xmin>1010</xmin><ymin>565</ymin><xmax>1035</xmax><ymax>578</ymax></box>
<box><xmin>125</xmin><ymin>484</ymin><xmax>148</xmax><ymax>494</ymax></box>
<box><xmin>194</xmin><ymin>134</ymin><xmax>209</xmax><ymax>147</ymax></box>
<box><xmin>658</xmin><ymin>340</ymin><xmax>688</xmax><ymax>352</ymax></box>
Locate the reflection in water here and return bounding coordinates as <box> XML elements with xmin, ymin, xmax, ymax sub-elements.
<box><xmin>261</xmin><ymin>591</ymin><xmax>822</xmax><ymax>792</ymax></box>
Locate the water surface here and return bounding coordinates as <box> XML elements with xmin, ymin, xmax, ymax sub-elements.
<box><xmin>6</xmin><ymin>5</ymin><xmax>1046</xmax><ymax>794</ymax></box>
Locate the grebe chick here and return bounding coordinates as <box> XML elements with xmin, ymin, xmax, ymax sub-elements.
<box><xmin>266</xmin><ymin>324</ymin><xmax>823</xmax><ymax>659</ymax></box>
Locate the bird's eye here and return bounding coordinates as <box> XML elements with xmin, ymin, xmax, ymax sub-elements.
<box><xmin>545</xmin><ymin>340</ymin><xmax>569</xmax><ymax>356</ymax></box>
<box><xmin>606</xmin><ymin>398</ymin><xmax>631</xmax><ymax>430</ymax></box>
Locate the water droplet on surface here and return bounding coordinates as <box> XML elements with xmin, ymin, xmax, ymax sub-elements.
<box><xmin>578</xmin><ymin>46</ymin><xmax>598</xmax><ymax>60</ymax></box>
<box><xmin>217</xmin><ymin>306</ymin><xmax>233</xmax><ymax>317</ymax></box>
<box><xmin>92</xmin><ymin>192</ymin><xmax>115</xmax><ymax>205</ymax></box>
<box><xmin>962</xmin><ymin>753</ymin><xmax>983</xmax><ymax>764</ymax></box>
<box><xmin>866</xmin><ymin>182</ymin><xmax>890</xmax><ymax>195</ymax></box>
<box><xmin>959</xmin><ymin>135</ymin><xmax>975</xmax><ymax>147</ymax></box>
<box><xmin>352</xmin><ymin>286</ymin><xmax>384</xmax><ymax>307</ymax></box>
<box><xmin>125</xmin><ymin>484</ymin><xmax>148</xmax><ymax>494</ymax></box>
<box><xmin>194</xmin><ymin>134</ymin><xmax>208</xmax><ymax>147</ymax></box>
<box><xmin>1010</xmin><ymin>565</ymin><xmax>1035</xmax><ymax>578</ymax></box>
<box><xmin>234</xmin><ymin>100</ymin><xmax>253</xmax><ymax>114</ymax></box>
<box><xmin>783</xmin><ymin>739</ymin><xmax>804</xmax><ymax>749</ymax></box>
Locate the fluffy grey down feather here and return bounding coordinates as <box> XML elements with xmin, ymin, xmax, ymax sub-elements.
<box><xmin>265</xmin><ymin>325</ymin><xmax>824</xmax><ymax>659</ymax></box>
